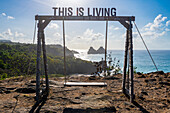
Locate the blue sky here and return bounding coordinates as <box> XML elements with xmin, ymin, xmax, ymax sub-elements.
<box><xmin>0</xmin><ymin>0</ymin><xmax>170</xmax><ymax>50</ymax></box>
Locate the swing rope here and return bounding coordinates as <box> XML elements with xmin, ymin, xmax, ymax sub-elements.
<box><xmin>133</xmin><ymin>21</ymin><xmax>159</xmax><ymax>72</ymax></box>
<box><xmin>27</xmin><ymin>20</ymin><xmax>37</xmax><ymax>75</ymax></box>
<box><xmin>62</xmin><ymin>19</ymin><xmax>67</xmax><ymax>83</ymax></box>
<box><xmin>104</xmin><ymin>21</ymin><xmax>108</xmax><ymax>75</ymax></box>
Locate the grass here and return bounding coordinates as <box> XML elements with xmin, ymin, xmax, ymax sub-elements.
<box><xmin>0</xmin><ymin>73</ymin><xmax>65</xmax><ymax>81</ymax></box>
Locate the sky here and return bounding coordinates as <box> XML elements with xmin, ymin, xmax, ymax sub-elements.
<box><xmin>0</xmin><ymin>0</ymin><xmax>170</xmax><ymax>50</ymax></box>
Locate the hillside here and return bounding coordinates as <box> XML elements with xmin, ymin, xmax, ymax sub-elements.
<box><xmin>0</xmin><ymin>43</ymin><xmax>96</xmax><ymax>79</ymax></box>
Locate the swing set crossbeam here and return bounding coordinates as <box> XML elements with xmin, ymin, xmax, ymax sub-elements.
<box><xmin>35</xmin><ymin>15</ymin><xmax>135</xmax><ymax>21</ymax></box>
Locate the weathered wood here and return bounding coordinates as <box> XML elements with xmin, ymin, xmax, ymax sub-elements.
<box><xmin>63</xmin><ymin>20</ymin><xmax>66</xmax><ymax>83</ymax></box>
<box><xmin>122</xmin><ymin>29</ymin><xmax>129</xmax><ymax>92</ymax></box>
<box><xmin>127</xmin><ymin>66</ymin><xmax>130</xmax><ymax>90</ymax></box>
<box><xmin>41</xmin><ymin>20</ymin><xmax>51</xmax><ymax>29</ymax></box>
<box><xmin>119</xmin><ymin>20</ymin><xmax>130</xmax><ymax>29</ymax></box>
<box><xmin>64</xmin><ymin>82</ymin><xmax>107</xmax><ymax>87</ymax></box>
<box><xmin>35</xmin><ymin>15</ymin><xmax>135</xmax><ymax>21</ymax></box>
<box><xmin>128</xmin><ymin>20</ymin><xmax>134</xmax><ymax>102</ymax></box>
<box><xmin>36</xmin><ymin>20</ymin><xmax>42</xmax><ymax>101</ymax></box>
<box><xmin>41</xmin><ymin>31</ymin><xmax>49</xmax><ymax>96</ymax></box>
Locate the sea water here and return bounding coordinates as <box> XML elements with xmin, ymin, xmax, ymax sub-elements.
<box><xmin>74</xmin><ymin>50</ymin><xmax>170</xmax><ymax>73</ymax></box>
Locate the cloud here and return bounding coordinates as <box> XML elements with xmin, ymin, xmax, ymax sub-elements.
<box><xmin>165</xmin><ymin>28</ymin><xmax>170</xmax><ymax>31</ymax></box>
<box><xmin>1</xmin><ymin>12</ymin><xmax>15</xmax><ymax>20</ymax></box>
<box><xmin>2</xmin><ymin>13</ymin><xmax>6</xmax><ymax>16</ymax></box>
<box><xmin>65</xmin><ymin>28</ymin><xmax>105</xmax><ymax>49</ymax></box>
<box><xmin>0</xmin><ymin>29</ymin><xmax>26</xmax><ymax>42</ymax></box>
<box><xmin>47</xmin><ymin>23</ymin><xmax>59</xmax><ymax>29</ymax></box>
<box><xmin>144</xmin><ymin>14</ymin><xmax>167</xmax><ymax>31</ymax></box>
<box><xmin>114</xmin><ymin>27</ymin><xmax>121</xmax><ymax>30</ymax></box>
<box><xmin>5</xmin><ymin>29</ymin><xmax>13</xmax><ymax>36</ymax></box>
<box><xmin>15</xmin><ymin>32</ymin><xmax>25</xmax><ymax>37</ymax></box>
<box><xmin>138</xmin><ymin>14</ymin><xmax>170</xmax><ymax>39</ymax></box>
<box><xmin>0</xmin><ymin>29</ymin><xmax>13</xmax><ymax>40</ymax></box>
<box><xmin>7</xmin><ymin>16</ymin><xmax>15</xmax><ymax>20</ymax></box>
<box><xmin>82</xmin><ymin>28</ymin><xmax>104</xmax><ymax>41</ymax></box>
<box><xmin>109</xmin><ymin>26</ymin><xmax>122</xmax><ymax>31</ymax></box>
<box><xmin>166</xmin><ymin>20</ymin><xmax>170</xmax><ymax>26</ymax></box>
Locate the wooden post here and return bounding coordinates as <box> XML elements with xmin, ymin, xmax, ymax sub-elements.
<box><xmin>63</xmin><ymin>20</ymin><xmax>66</xmax><ymax>83</ymax></box>
<box><xmin>122</xmin><ymin>29</ymin><xmax>129</xmax><ymax>92</ymax></box>
<box><xmin>127</xmin><ymin>66</ymin><xmax>129</xmax><ymax>90</ymax></box>
<box><xmin>128</xmin><ymin>20</ymin><xmax>134</xmax><ymax>102</ymax></box>
<box><xmin>36</xmin><ymin>20</ymin><xmax>42</xmax><ymax>101</ymax></box>
<box><xmin>41</xmin><ymin>30</ymin><xmax>49</xmax><ymax>96</ymax></box>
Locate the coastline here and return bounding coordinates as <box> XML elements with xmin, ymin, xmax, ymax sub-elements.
<box><xmin>74</xmin><ymin>49</ymin><xmax>170</xmax><ymax>73</ymax></box>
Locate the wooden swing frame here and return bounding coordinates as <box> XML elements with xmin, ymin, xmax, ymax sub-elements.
<box><xmin>35</xmin><ymin>15</ymin><xmax>135</xmax><ymax>103</ymax></box>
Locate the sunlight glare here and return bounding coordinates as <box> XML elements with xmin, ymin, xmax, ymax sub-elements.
<box><xmin>52</xmin><ymin>0</ymin><xmax>88</xmax><ymax>7</ymax></box>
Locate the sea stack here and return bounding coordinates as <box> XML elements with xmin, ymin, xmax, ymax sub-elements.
<box><xmin>96</xmin><ymin>46</ymin><xmax>105</xmax><ymax>54</ymax></box>
<box><xmin>87</xmin><ymin>46</ymin><xmax>105</xmax><ymax>54</ymax></box>
<box><xmin>87</xmin><ymin>47</ymin><xmax>97</xmax><ymax>54</ymax></box>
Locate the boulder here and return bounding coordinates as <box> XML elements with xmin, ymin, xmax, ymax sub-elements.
<box><xmin>15</xmin><ymin>87</ymin><xmax>35</xmax><ymax>93</ymax></box>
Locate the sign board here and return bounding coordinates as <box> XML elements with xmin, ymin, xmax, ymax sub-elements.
<box><xmin>53</xmin><ymin>7</ymin><xmax>116</xmax><ymax>17</ymax></box>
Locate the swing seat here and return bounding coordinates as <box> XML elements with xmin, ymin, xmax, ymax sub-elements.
<box><xmin>64</xmin><ymin>82</ymin><xmax>107</xmax><ymax>87</ymax></box>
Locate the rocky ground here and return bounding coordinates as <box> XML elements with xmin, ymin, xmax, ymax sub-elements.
<box><xmin>0</xmin><ymin>71</ymin><xmax>169</xmax><ymax>113</ymax></box>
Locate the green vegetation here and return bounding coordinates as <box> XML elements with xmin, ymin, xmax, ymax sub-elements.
<box><xmin>0</xmin><ymin>43</ymin><xmax>95</xmax><ymax>80</ymax></box>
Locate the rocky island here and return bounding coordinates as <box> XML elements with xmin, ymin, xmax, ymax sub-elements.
<box><xmin>87</xmin><ymin>46</ymin><xmax>105</xmax><ymax>54</ymax></box>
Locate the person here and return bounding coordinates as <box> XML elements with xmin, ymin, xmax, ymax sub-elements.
<box><xmin>99</xmin><ymin>58</ymin><xmax>105</xmax><ymax>71</ymax></box>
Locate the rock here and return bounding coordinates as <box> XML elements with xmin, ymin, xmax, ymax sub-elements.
<box><xmin>0</xmin><ymin>90</ymin><xmax>3</xmax><ymax>94</ymax></box>
<box><xmin>63</xmin><ymin>106</ymin><xmax>116</xmax><ymax>113</ymax></box>
<box><xmin>138</xmin><ymin>74</ymin><xmax>145</xmax><ymax>78</ymax></box>
<box><xmin>148</xmin><ymin>71</ymin><xmax>164</xmax><ymax>75</ymax></box>
<box><xmin>15</xmin><ymin>87</ymin><xmax>35</xmax><ymax>93</ymax></box>
<box><xmin>89</xmin><ymin>76</ymin><xmax>97</xmax><ymax>80</ymax></box>
<box><xmin>157</xmin><ymin>103</ymin><xmax>167</xmax><ymax>108</ymax></box>
<box><xmin>141</xmin><ymin>91</ymin><xmax>148</xmax><ymax>95</ymax></box>
<box><xmin>125</xmin><ymin>108</ymin><xmax>130</xmax><ymax>111</ymax></box>
<box><xmin>138</xmin><ymin>94</ymin><xmax>145</xmax><ymax>100</ymax></box>
<box><xmin>75</xmin><ymin>97</ymin><xmax>80</xmax><ymax>99</ymax></box>
<box><xmin>104</xmin><ymin>76</ymin><xmax>119</xmax><ymax>80</ymax></box>
<box><xmin>97</xmin><ymin>95</ymin><xmax>112</xmax><ymax>101</ymax></box>
<box><xmin>6</xmin><ymin>87</ymin><xmax>16</xmax><ymax>90</ymax></box>
<box><xmin>159</xmin><ymin>82</ymin><xmax>170</xmax><ymax>86</ymax></box>
<box><xmin>70</xmin><ymin>99</ymin><xmax>82</xmax><ymax>104</ymax></box>
<box><xmin>96</xmin><ymin>46</ymin><xmax>105</xmax><ymax>54</ymax></box>
<box><xmin>87</xmin><ymin>46</ymin><xmax>105</xmax><ymax>54</ymax></box>
<box><xmin>82</xmin><ymin>92</ymin><xmax>87</xmax><ymax>95</ymax></box>
<box><xmin>145</xmin><ymin>79</ymin><xmax>156</xmax><ymax>83</ymax></box>
<box><xmin>4</xmin><ymin>90</ymin><xmax>11</xmax><ymax>94</ymax></box>
<box><xmin>30</xmin><ymin>80</ymin><xmax>36</xmax><ymax>83</ymax></box>
<box><xmin>87</xmin><ymin>47</ymin><xmax>97</xmax><ymax>54</ymax></box>
<box><xmin>137</xmin><ymin>72</ymin><xmax>142</xmax><ymax>75</ymax></box>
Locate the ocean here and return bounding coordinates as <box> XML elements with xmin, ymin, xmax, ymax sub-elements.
<box><xmin>74</xmin><ymin>50</ymin><xmax>170</xmax><ymax>73</ymax></box>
